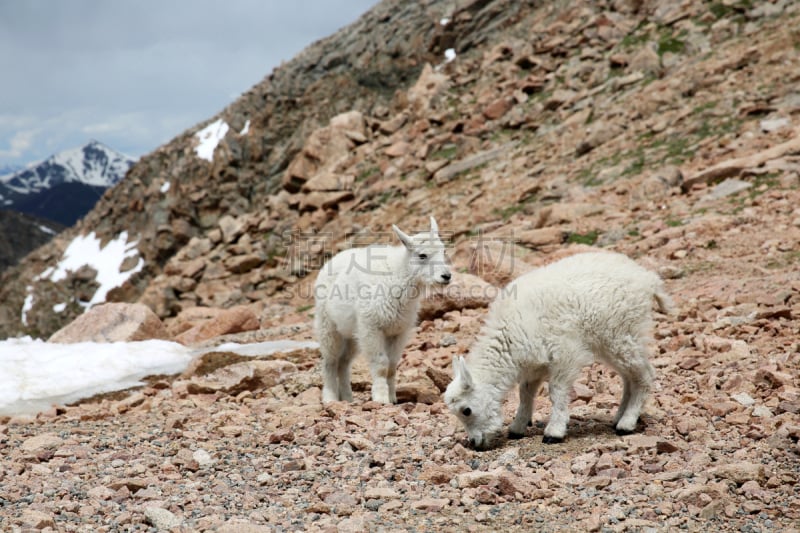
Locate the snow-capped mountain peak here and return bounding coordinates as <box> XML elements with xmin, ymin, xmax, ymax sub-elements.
<box><xmin>0</xmin><ymin>140</ymin><xmax>136</xmax><ymax>195</ymax></box>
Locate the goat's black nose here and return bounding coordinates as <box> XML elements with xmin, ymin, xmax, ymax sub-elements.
<box><xmin>442</xmin><ymin>272</ymin><xmax>452</xmax><ymax>281</ymax></box>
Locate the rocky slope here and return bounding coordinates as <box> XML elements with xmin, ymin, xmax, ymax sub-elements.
<box><xmin>0</xmin><ymin>210</ymin><xmax>63</xmax><ymax>273</ymax></box>
<box><xmin>1</xmin><ymin>0</ymin><xmax>800</xmax><ymax>531</ymax></box>
<box><xmin>0</xmin><ymin>2</ymin><xmax>532</xmax><ymax>336</ymax></box>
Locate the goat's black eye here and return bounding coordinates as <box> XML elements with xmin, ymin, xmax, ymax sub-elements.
<box><xmin>418</xmin><ymin>253</ymin><xmax>428</xmax><ymax>261</ymax></box>
<box><xmin>462</xmin><ymin>407</ymin><xmax>472</xmax><ymax>417</ymax></box>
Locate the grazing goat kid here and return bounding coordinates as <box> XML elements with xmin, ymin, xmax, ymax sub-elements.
<box><xmin>445</xmin><ymin>251</ymin><xmax>673</xmax><ymax>449</ymax></box>
<box><xmin>315</xmin><ymin>217</ymin><xmax>451</xmax><ymax>404</ymax></box>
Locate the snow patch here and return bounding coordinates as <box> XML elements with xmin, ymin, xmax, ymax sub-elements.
<box><xmin>53</xmin><ymin>303</ymin><xmax>67</xmax><ymax>313</ymax></box>
<box><xmin>38</xmin><ymin>225</ymin><xmax>57</xmax><ymax>235</ymax></box>
<box><xmin>21</xmin><ymin>289</ymin><xmax>34</xmax><ymax>326</ymax></box>
<box><xmin>444</xmin><ymin>48</ymin><xmax>456</xmax><ymax>63</ymax></box>
<box><xmin>210</xmin><ymin>340</ymin><xmax>319</xmax><ymax>357</ymax></box>
<box><xmin>440</xmin><ymin>17</ymin><xmax>450</xmax><ymax>26</ymax></box>
<box><xmin>41</xmin><ymin>231</ymin><xmax>143</xmax><ymax>308</ymax></box>
<box><xmin>0</xmin><ymin>338</ymin><xmax>320</xmax><ymax>416</ymax></box>
<box><xmin>240</xmin><ymin>120</ymin><xmax>250</xmax><ymax>135</ymax></box>
<box><xmin>160</xmin><ymin>181</ymin><xmax>171</xmax><ymax>193</ymax></box>
<box><xmin>195</xmin><ymin>119</ymin><xmax>230</xmax><ymax>162</ymax></box>
<box><xmin>0</xmin><ymin>338</ymin><xmax>193</xmax><ymax>415</ymax></box>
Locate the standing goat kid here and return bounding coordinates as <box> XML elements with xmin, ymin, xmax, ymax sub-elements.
<box><xmin>315</xmin><ymin>217</ymin><xmax>451</xmax><ymax>404</ymax></box>
<box><xmin>445</xmin><ymin>251</ymin><xmax>673</xmax><ymax>449</ymax></box>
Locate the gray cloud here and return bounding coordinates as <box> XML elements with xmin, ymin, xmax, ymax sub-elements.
<box><xmin>0</xmin><ymin>0</ymin><xmax>377</xmax><ymax>164</ymax></box>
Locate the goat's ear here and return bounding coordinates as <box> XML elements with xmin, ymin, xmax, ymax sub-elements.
<box><xmin>392</xmin><ymin>224</ymin><xmax>414</xmax><ymax>250</ymax></box>
<box><xmin>430</xmin><ymin>216</ymin><xmax>439</xmax><ymax>237</ymax></box>
<box><xmin>456</xmin><ymin>356</ymin><xmax>473</xmax><ymax>389</ymax></box>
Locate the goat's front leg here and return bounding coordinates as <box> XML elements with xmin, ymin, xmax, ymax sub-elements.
<box><xmin>509</xmin><ymin>377</ymin><xmax>543</xmax><ymax>438</ymax></box>
<box><xmin>359</xmin><ymin>330</ymin><xmax>393</xmax><ymax>403</ymax></box>
<box><xmin>543</xmin><ymin>366</ymin><xmax>580</xmax><ymax>443</ymax></box>
<box><xmin>385</xmin><ymin>332</ymin><xmax>411</xmax><ymax>404</ymax></box>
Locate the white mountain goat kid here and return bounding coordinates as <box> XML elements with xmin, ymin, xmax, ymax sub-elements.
<box><xmin>445</xmin><ymin>251</ymin><xmax>673</xmax><ymax>449</ymax></box>
<box><xmin>315</xmin><ymin>217</ymin><xmax>451</xmax><ymax>404</ymax></box>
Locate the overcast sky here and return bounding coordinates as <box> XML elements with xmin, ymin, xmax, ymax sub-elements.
<box><xmin>0</xmin><ymin>0</ymin><xmax>377</xmax><ymax>167</ymax></box>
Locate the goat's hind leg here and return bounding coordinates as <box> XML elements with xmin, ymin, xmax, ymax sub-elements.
<box><xmin>336</xmin><ymin>338</ymin><xmax>356</xmax><ymax>402</ymax></box>
<box><xmin>609</xmin><ymin>342</ymin><xmax>655</xmax><ymax>435</ymax></box>
<box><xmin>613</xmin><ymin>375</ymin><xmax>633</xmax><ymax>427</ymax></box>
<box><xmin>614</xmin><ymin>363</ymin><xmax>654</xmax><ymax>435</ymax></box>
<box><xmin>320</xmin><ymin>327</ymin><xmax>346</xmax><ymax>403</ymax></box>
<box><xmin>314</xmin><ymin>306</ymin><xmax>352</xmax><ymax>403</ymax></box>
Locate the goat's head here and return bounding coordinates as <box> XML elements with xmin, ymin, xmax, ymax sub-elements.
<box><xmin>392</xmin><ymin>216</ymin><xmax>451</xmax><ymax>286</ymax></box>
<box><xmin>444</xmin><ymin>356</ymin><xmax>504</xmax><ymax>450</ymax></box>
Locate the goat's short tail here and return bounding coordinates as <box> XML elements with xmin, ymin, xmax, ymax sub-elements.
<box><xmin>653</xmin><ymin>285</ymin><xmax>675</xmax><ymax>316</ymax></box>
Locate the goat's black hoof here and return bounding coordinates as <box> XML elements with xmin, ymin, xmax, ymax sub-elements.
<box><xmin>527</xmin><ymin>420</ymin><xmax>533</xmax><ymax>427</ymax></box>
<box><xmin>614</xmin><ymin>427</ymin><xmax>635</xmax><ymax>436</ymax></box>
<box><xmin>542</xmin><ymin>435</ymin><xmax>564</xmax><ymax>444</ymax></box>
<box><xmin>508</xmin><ymin>430</ymin><xmax>525</xmax><ymax>440</ymax></box>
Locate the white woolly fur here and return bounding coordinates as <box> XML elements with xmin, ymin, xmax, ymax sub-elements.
<box><xmin>445</xmin><ymin>251</ymin><xmax>673</xmax><ymax>449</ymax></box>
<box><xmin>315</xmin><ymin>217</ymin><xmax>451</xmax><ymax>403</ymax></box>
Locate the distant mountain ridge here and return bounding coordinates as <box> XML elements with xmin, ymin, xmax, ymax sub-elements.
<box><xmin>11</xmin><ymin>182</ymin><xmax>110</xmax><ymax>227</ymax></box>
<box><xmin>0</xmin><ymin>140</ymin><xmax>135</xmax><ymax>225</ymax></box>
<box><xmin>0</xmin><ymin>140</ymin><xmax>134</xmax><ymax>195</ymax></box>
